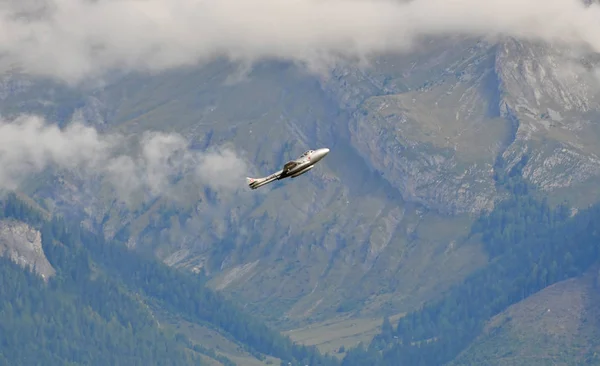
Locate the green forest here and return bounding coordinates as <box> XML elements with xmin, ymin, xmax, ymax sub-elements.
<box><xmin>0</xmin><ymin>193</ymin><xmax>339</xmax><ymax>366</ymax></box>
<box><xmin>340</xmin><ymin>155</ymin><xmax>600</xmax><ymax>365</ymax></box>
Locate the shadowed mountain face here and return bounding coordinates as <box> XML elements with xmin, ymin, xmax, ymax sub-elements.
<box><xmin>4</xmin><ymin>35</ymin><xmax>600</xmax><ymax>330</ymax></box>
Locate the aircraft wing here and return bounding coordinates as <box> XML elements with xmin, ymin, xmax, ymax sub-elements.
<box><xmin>282</xmin><ymin>160</ymin><xmax>300</xmax><ymax>173</ymax></box>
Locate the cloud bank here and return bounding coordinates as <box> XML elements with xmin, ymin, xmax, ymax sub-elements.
<box><xmin>1</xmin><ymin>0</ymin><xmax>600</xmax><ymax>84</ymax></box>
<box><xmin>0</xmin><ymin>115</ymin><xmax>248</xmax><ymax>203</ymax></box>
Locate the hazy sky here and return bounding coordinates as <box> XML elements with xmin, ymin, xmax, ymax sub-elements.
<box><xmin>1</xmin><ymin>0</ymin><xmax>599</xmax><ymax>84</ymax></box>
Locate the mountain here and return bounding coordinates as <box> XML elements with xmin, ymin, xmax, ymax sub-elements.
<box><xmin>3</xmin><ymin>33</ymin><xmax>600</xmax><ymax>364</ymax></box>
<box><xmin>3</xmin><ymin>55</ymin><xmax>492</xmax><ymax>329</ymax></box>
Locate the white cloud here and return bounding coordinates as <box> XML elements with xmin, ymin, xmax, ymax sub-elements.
<box><xmin>0</xmin><ymin>0</ymin><xmax>599</xmax><ymax>84</ymax></box>
<box><xmin>0</xmin><ymin>114</ymin><xmax>249</xmax><ymax>202</ymax></box>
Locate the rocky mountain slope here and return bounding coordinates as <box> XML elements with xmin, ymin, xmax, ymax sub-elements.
<box><xmin>3</xmin><ymin>34</ymin><xmax>600</xmax><ymax>336</ymax></box>
<box><xmin>451</xmin><ymin>266</ymin><xmax>600</xmax><ymax>365</ymax></box>
<box><xmin>325</xmin><ymin>37</ymin><xmax>600</xmax><ymax>214</ymax></box>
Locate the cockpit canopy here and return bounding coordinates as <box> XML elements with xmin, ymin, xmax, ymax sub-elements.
<box><xmin>300</xmin><ymin>150</ymin><xmax>314</xmax><ymax>158</ymax></box>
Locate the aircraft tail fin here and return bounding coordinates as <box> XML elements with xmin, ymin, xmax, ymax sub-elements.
<box><xmin>246</xmin><ymin>177</ymin><xmax>262</xmax><ymax>190</ymax></box>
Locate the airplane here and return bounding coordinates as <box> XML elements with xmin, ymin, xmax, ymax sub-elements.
<box><xmin>246</xmin><ymin>148</ymin><xmax>330</xmax><ymax>190</ymax></box>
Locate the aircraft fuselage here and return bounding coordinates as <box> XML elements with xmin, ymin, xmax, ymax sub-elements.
<box><xmin>247</xmin><ymin>148</ymin><xmax>330</xmax><ymax>190</ymax></box>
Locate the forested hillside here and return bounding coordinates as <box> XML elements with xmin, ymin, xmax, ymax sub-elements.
<box><xmin>0</xmin><ymin>193</ymin><xmax>339</xmax><ymax>366</ymax></box>
<box><xmin>340</xmin><ymin>156</ymin><xmax>600</xmax><ymax>365</ymax></box>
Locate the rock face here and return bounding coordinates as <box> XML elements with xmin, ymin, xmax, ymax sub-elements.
<box><xmin>344</xmin><ymin>39</ymin><xmax>505</xmax><ymax>215</ymax></box>
<box><xmin>496</xmin><ymin>39</ymin><xmax>600</xmax><ymax>203</ymax></box>
<box><xmin>0</xmin><ymin>220</ymin><xmax>55</xmax><ymax>280</ymax></box>
<box><xmin>321</xmin><ymin>37</ymin><xmax>600</xmax><ymax>215</ymax></box>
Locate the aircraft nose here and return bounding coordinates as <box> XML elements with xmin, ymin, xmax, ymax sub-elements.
<box><xmin>314</xmin><ymin>148</ymin><xmax>330</xmax><ymax>161</ymax></box>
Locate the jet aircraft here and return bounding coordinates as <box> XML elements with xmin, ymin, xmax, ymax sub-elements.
<box><xmin>246</xmin><ymin>148</ymin><xmax>330</xmax><ymax>190</ymax></box>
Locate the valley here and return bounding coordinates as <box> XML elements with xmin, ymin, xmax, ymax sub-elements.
<box><xmin>285</xmin><ymin>312</ymin><xmax>406</xmax><ymax>358</ymax></box>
